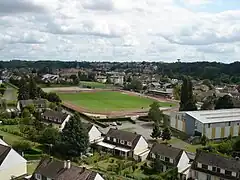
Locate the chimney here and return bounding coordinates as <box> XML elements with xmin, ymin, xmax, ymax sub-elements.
<box><xmin>63</xmin><ymin>160</ymin><xmax>67</xmax><ymax>169</ymax></box>
<box><xmin>67</xmin><ymin>160</ymin><xmax>71</xmax><ymax>169</ymax></box>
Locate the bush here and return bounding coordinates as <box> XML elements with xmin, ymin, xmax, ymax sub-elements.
<box><xmin>1</xmin><ymin>118</ymin><xmax>20</xmax><ymax>125</ymax></box>
<box><xmin>12</xmin><ymin>141</ymin><xmax>31</xmax><ymax>152</ymax></box>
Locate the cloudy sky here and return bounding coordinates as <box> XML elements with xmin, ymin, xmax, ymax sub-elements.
<box><xmin>0</xmin><ymin>0</ymin><xmax>239</xmax><ymax>62</ymax></box>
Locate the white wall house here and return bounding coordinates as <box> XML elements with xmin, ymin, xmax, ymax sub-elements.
<box><xmin>87</xmin><ymin>125</ymin><xmax>103</xmax><ymax>143</ymax></box>
<box><xmin>0</xmin><ymin>139</ymin><xmax>27</xmax><ymax>180</ymax></box>
<box><xmin>149</xmin><ymin>143</ymin><xmax>191</xmax><ymax>179</ymax></box>
<box><xmin>59</xmin><ymin>114</ymin><xmax>71</xmax><ymax>131</ymax></box>
<box><xmin>96</xmin><ymin>128</ymin><xmax>149</xmax><ymax>161</ymax></box>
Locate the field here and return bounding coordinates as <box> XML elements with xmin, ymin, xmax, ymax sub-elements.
<box><xmin>59</xmin><ymin>90</ymin><xmax>175</xmax><ymax>116</ymax></box>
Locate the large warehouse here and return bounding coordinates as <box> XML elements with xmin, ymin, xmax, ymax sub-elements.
<box><xmin>170</xmin><ymin>109</ymin><xmax>240</xmax><ymax>140</ymax></box>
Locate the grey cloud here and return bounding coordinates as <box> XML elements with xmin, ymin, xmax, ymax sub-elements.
<box><xmin>0</xmin><ymin>0</ymin><xmax>46</xmax><ymax>15</ymax></box>
<box><xmin>82</xmin><ymin>0</ymin><xmax>114</xmax><ymax>11</ymax></box>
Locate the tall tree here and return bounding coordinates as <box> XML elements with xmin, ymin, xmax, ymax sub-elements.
<box><xmin>215</xmin><ymin>95</ymin><xmax>234</xmax><ymax>110</ymax></box>
<box><xmin>179</xmin><ymin>76</ymin><xmax>197</xmax><ymax>111</ymax></box>
<box><xmin>17</xmin><ymin>78</ymin><xmax>29</xmax><ymax>100</ymax></box>
<box><xmin>148</xmin><ymin>102</ymin><xmax>164</xmax><ymax>123</ymax></box>
<box><xmin>151</xmin><ymin>123</ymin><xmax>161</xmax><ymax>139</ymax></box>
<box><xmin>58</xmin><ymin>113</ymin><xmax>89</xmax><ymax>157</ymax></box>
<box><xmin>201</xmin><ymin>95</ymin><xmax>217</xmax><ymax>110</ymax></box>
<box><xmin>29</xmin><ymin>77</ymin><xmax>38</xmax><ymax>99</ymax></box>
<box><xmin>173</xmin><ymin>84</ymin><xmax>181</xmax><ymax>100</ymax></box>
<box><xmin>162</xmin><ymin>126</ymin><xmax>172</xmax><ymax>141</ymax></box>
<box><xmin>47</xmin><ymin>92</ymin><xmax>61</xmax><ymax>103</ymax></box>
<box><xmin>40</xmin><ymin>127</ymin><xmax>60</xmax><ymax>145</ymax></box>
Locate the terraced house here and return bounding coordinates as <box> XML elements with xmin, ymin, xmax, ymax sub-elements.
<box><xmin>190</xmin><ymin>151</ymin><xmax>240</xmax><ymax>180</ymax></box>
<box><xmin>96</xmin><ymin>128</ymin><xmax>150</xmax><ymax>161</ymax></box>
<box><xmin>170</xmin><ymin>109</ymin><xmax>240</xmax><ymax>140</ymax></box>
<box><xmin>149</xmin><ymin>143</ymin><xmax>191</xmax><ymax>180</ymax></box>
<box><xmin>31</xmin><ymin>158</ymin><xmax>104</xmax><ymax>180</ymax></box>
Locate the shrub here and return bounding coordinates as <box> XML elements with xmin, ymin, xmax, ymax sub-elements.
<box><xmin>12</xmin><ymin>141</ymin><xmax>31</xmax><ymax>152</ymax></box>
<box><xmin>1</xmin><ymin>118</ymin><xmax>20</xmax><ymax>125</ymax></box>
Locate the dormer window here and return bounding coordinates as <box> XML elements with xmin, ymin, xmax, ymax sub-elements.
<box><xmin>127</xmin><ymin>142</ymin><xmax>132</xmax><ymax>146</ymax></box>
<box><xmin>35</xmin><ymin>174</ymin><xmax>42</xmax><ymax>180</ymax></box>
<box><xmin>107</xmin><ymin>137</ymin><xmax>110</xmax><ymax>140</ymax></box>
<box><xmin>120</xmin><ymin>140</ymin><xmax>124</xmax><ymax>144</ymax></box>
<box><xmin>160</xmin><ymin>156</ymin><xmax>164</xmax><ymax>161</ymax></box>
<box><xmin>113</xmin><ymin>138</ymin><xmax>116</xmax><ymax>142</ymax></box>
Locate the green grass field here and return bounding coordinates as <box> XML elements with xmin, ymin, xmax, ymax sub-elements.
<box><xmin>80</xmin><ymin>81</ymin><xmax>112</xmax><ymax>89</ymax></box>
<box><xmin>59</xmin><ymin>91</ymin><xmax>175</xmax><ymax>112</ymax></box>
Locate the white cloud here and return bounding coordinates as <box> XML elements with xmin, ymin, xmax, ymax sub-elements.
<box><xmin>0</xmin><ymin>0</ymin><xmax>239</xmax><ymax>62</ymax></box>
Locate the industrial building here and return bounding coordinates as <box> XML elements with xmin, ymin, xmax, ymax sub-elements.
<box><xmin>170</xmin><ymin>109</ymin><xmax>240</xmax><ymax>140</ymax></box>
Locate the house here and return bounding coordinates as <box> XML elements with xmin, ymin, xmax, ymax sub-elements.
<box><xmin>31</xmin><ymin>158</ymin><xmax>104</xmax><ymax>180</ymax></box>
<box><xmin>83</xmin><ymin>123</ymin><xmax>103</xmax><ymax>144</ymax></box>
<box><xmin>96</xmin><ymin>76</ymin><xmax>107</xmax><ymax>83</ymax></box>
<box><xmin>149</xmin><ymin>143</ymin><xmax>191</xmax><ymax>179</ymax></box>
<box><xmin>170</xmin><ymin>108</ymin><xmax>240</xmax><ymax>140</ymax></box>
<box><xmin>96</xmin><ymin>128</ymin><xmax>149</xmax><ymax>161</ymax></box>
<box><xmin>190</xmin><ymin>151</ymin><xmax>240</xmax><ymax>180</ymax></box>
<box><xmin>41</xmin><ymin>110</ymin><xmax>71</xmax><ymax>131</ymax></box>
<box><xmin>17</xmin><ymin>99</ymin><xmax>47</xmax><ymax>111</ymax></box>
<box><xmin>148</xmin><ymin>89</ymin><xmax>173</xmax><ymax>99</ymax></box>
<box><xmin>0</xmin><ymin>138</ymin><xmax>27</xmax><ymax>180</ymax></box>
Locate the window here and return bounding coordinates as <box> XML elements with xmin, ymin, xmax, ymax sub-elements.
<box><xmin>197</xmin><ymin>163</ymin><xmax>202</xmax><ymax>168</ymax></box>
<box><xmin>165</xmin><ymin>157</ymin><xmax>170</xmax><ymax>162</ymax></box>
<box><xmin>208</xmin><ymin>124</ymin><xmax>210</xmax><ymax>128</ymax></box>
<box><xmin>35</xmin><ymin>174</ymin><xmax>41</xmax><ymax>180</ymax></box>
<box><xmin>228</xmin><ymin>122</ymin><xmax>231</xmax><ymax>126</ymax></box>
<box><xmin>207</xmin><ymin>174</ymin><xmax>211</xmax><ymax>180</ymax></box>
<box><xmin>202</xmin><ymin>164</ymin><xmax>208</xmax><ymax>170</ymax></box>
<box><xmin>127</xmin><ymin>142</ymin><xmax>132</xmax><ymax>146</ymax></box>
<box><xmin>194</xmin><ymin>171</ymin><xmax>198</xmax><ymax>178</ymax></box>
<box><xmin>225</xmin><ymin>170</ymin><xmax>232</xmax><ymax>176</ymax></box>
<box><xmin>170</xmin><ymin>158</ymin><xmax>173</xmax><ymax>163</ymax></box>
<box><xmin>232</xmin><ymin>172</ymin><xmax>237</xmax><ymax>177</ymax></box>
<box><xmin>212</xmin><ymin>167</ymin><xmax>216</xmax><ymax>172</ymax></box>
<box><xmin>160</xmin><ymin>156</ymin><xmax>165</xmax><ymax>161</ymax></box>
<box><xmin>113</xmin><ymin>138</ymin><xmax>116</xmax><ymax>142</ymax></box>
<box><xmin>120</xmin><ymin>140</ymin><xmax>124</xmax><ymax>144</ymax></box>
<box><xmin>107</xmin><ymin>137</ymin><xmax>110</xmax><ymax>140</ymax></box>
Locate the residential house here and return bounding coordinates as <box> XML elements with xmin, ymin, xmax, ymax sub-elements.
<box><xmin>0</xmin><ymin>139</ymin><xmax>27</xmax><ymax>180</ymax></box>
<box><xmin>190</xmin><ymin>151</ymin><xmax>240</xmax><ymax>180</ymax></box>
<box><xmin>17</xmin><ymin>99</ymin><xmax>47</xmax><ymax>111</ymax></box>
<box><xmin>41</xmin><ymin>109</ymin><xmax>71</xmax><ymax>131</ymax></box>
<box><xmin>83</xmin><ymin>123</ymin><xmax>103</xmax><ymax>144</ymax></box>
<box><xmin>149</xmin><ymin>143</ymin><xmax>191</xmax><ymax>179</ymax></box>
<box><xmin>31</xmin><ymin>158</ymin><xmax>104</xmax><ymax>180</ymax></box>
<box><xmin>96</xmin><ymin>76</ymin><xmax>107</xmax><ymax>83</ymax></box>
<box><xmin>96</xmin><ymin>128</ymin><xmax>149</xmax><ymax>161</ymax></box>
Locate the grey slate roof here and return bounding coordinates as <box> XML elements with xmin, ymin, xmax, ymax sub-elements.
<box><xmin>150</xmin><ymin>143</ymin><xmax>183</xmax><ymax>165</ymax></box>
<box><xmin>104</xmin><ymin>128</ymin><xmax>142</xmax><ymax>149</ymax></box>
<box><xmin>192</xmin><ymin>151</ymin><xmax>240</xmax><ymax>180</ymax></box>
<box><xmin>42</xmin><ymin>109</ymin><xmax>68</xmax><ymax>123</ymax></box>
<box><xmin>31</xmin><ymin>158</ymin><xmax>99</xmax><ymax>180</ymax></box>
<box><xmin>0</xmin><ymin>144</ymin><xmax>11</xmax><ymax>166</ymax></box>
<box><xmin>19</xmin><ymin>99</ymin><xmax>47</xmax><ymax>108</ymax></box>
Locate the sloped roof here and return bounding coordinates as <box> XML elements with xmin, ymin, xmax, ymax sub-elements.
<box><xmin>104</xmin><ymin>128</ymin><xmax>142</xmax><ymax>149</ymax></box>
<box><xmin>0</xmin><ymin>144</ymin><xmax>11</xmax><ymax>166</ymax></box>
<box><xmin>19</xmin><ymin>99</ymin><xmax>47</xmax><ymax>107</ymax></box>
<box><xmin>31</xmin><ymin>158</ymin><xmax>99</xmax><ymax>180</ymax></box>
<box><xmin>150</xmin><ymin>143</ymin><xmax>183</xmax><ymax>165</ymax></box>
<box><xmin>193</xmin><ymin>151</ymin><xmax>240</xmax><ymax>173</ymax></box>
<box><xmin>42</xmin><ymin>110</ymin><xmax>68</xmax><ymax>123</ymax></box>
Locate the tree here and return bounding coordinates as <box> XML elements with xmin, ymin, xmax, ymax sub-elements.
<box><xmin>202</xmin><ymin>79</ymin><xmax>213</xmax><ymax>90</ymax></box>
<box><xmin>215</xmin><ymin>95</ymin><xmax>234</xmax><ymax>110</ymax></box>
<box><xmin>200</xmin><ymin>135</ymin><xmax>208</xmax><ymax>146</ymax></box>
<box><xmin>233</xmin><ymin>137</ymin><xmax>240</xmax><ymax>151</ymax></box>
<box><xmin>58</xmin><ymin>113</ymin><xmax>89</xmax><ymax>157</ymax></box>
<box><xmin>21</xmin><ymin>108</ymin><xmax>31</xmax><ymax>118</ymax></box>
<box><xmin>237</xmin><ymin>85</ymin><xmax>240</xmax><ymax>93</ymax></box>
<box><xmin>151</xmin><ymin>123</ymin><xmax>161</xmax><ymax>139</ymax></box>
<box><xmin>173</xmin><ymin>84</ymin><xmax>181</xmax><ymax>100</ymax></box>
<box><xmin>12</xmin><ymin>141</ymin><xmax>31</xmax><ymax>152</ymax></box>
<box><xmin>179</xmin><ymin>76</ymin><xmax>197</xmax><ymax>111</ymax></box>
<box><xmin>47</xmin><ymin>92</ymin><xmax>61</xmax><ymax>103</ymax></box>
<box><xmin>18</xmin><ymin>78</ymin><xmax>29</xmax><ymax>100</ymax></box>
<box><xmin>70</xmin><ymin>75</ymin><xmax>79</xmax><ymax>85</ymax></box>
<box><xmin>148</xmin><ymin>102</ymin><xmax>164</xmax><ymax>123</ymax></box>
<box><xmin>106</xmin><ymin>76</ymin><xmax>112</xmax><ymax>84</ymax></box>
<box><xmin>0</xmin><ymin>84</ymin><xmax>6</xmax><ymax>95</ymax></box>
<box><xmin>152</xmin><ymin>154</ymin><xmax>163</xmax><ymax>173</ymax></box>
<box><xmin>49</xmin><ymin>102</ymin><xmax>57</xmax><ymax>110</ymax></box>
<box><xmin>29</xmin><ymin>77</ymin><xmax>38</xmax><ymax>99</ymax></box>
<box><xmin>40</xmin><ymin>127</ymin><xmax>60</xmax><ymax>145</ymax></box>
<box><xmin>201</xmin><ymin>95</ymin><xmax>217</xmax><ymax>110</ymax></box>
<box><xmin>162</xmin><ymin>126</ymin><xmax>172</xmax><ymax>141</ymax></box>
<box><xmin>130</xmin><ymin>79</ymin><xmax>143</xmax><ymax>91</ymax></box>
<box><xmin>25</xmin><ymin>104</ymin><xmax>36</xmax><ymax>114</ymax></box>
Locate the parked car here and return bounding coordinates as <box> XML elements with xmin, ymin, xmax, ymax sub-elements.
<box><xmin>116</xmin><ymin>121</ymin><xmax>122</xmax><ymax>125</ymax></box>
<box><xmin>110</xmin><ymin>122</ymin><xmax>117</xmax><ymax>126</ymax></box>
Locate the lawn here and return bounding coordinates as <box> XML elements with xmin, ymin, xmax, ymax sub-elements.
<box><xmin>27</xmin><ymin>161</ymin><xmax>39</xmax><ymax>174</ymax></box>
<box><xmin>59</xmin><ymin>91</ymin><xmax>175</xmax><ymax>112</ymax></box>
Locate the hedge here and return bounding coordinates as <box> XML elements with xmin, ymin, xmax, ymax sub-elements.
<box><xmin>98</xmin><ymin>117</ymin><xmax>136</xmax><ymax>124</ymax></box>
<box><xmin>1</xmin><ymin>118</ymin><xmax>20</xmax><ymax>125</ymax></box>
